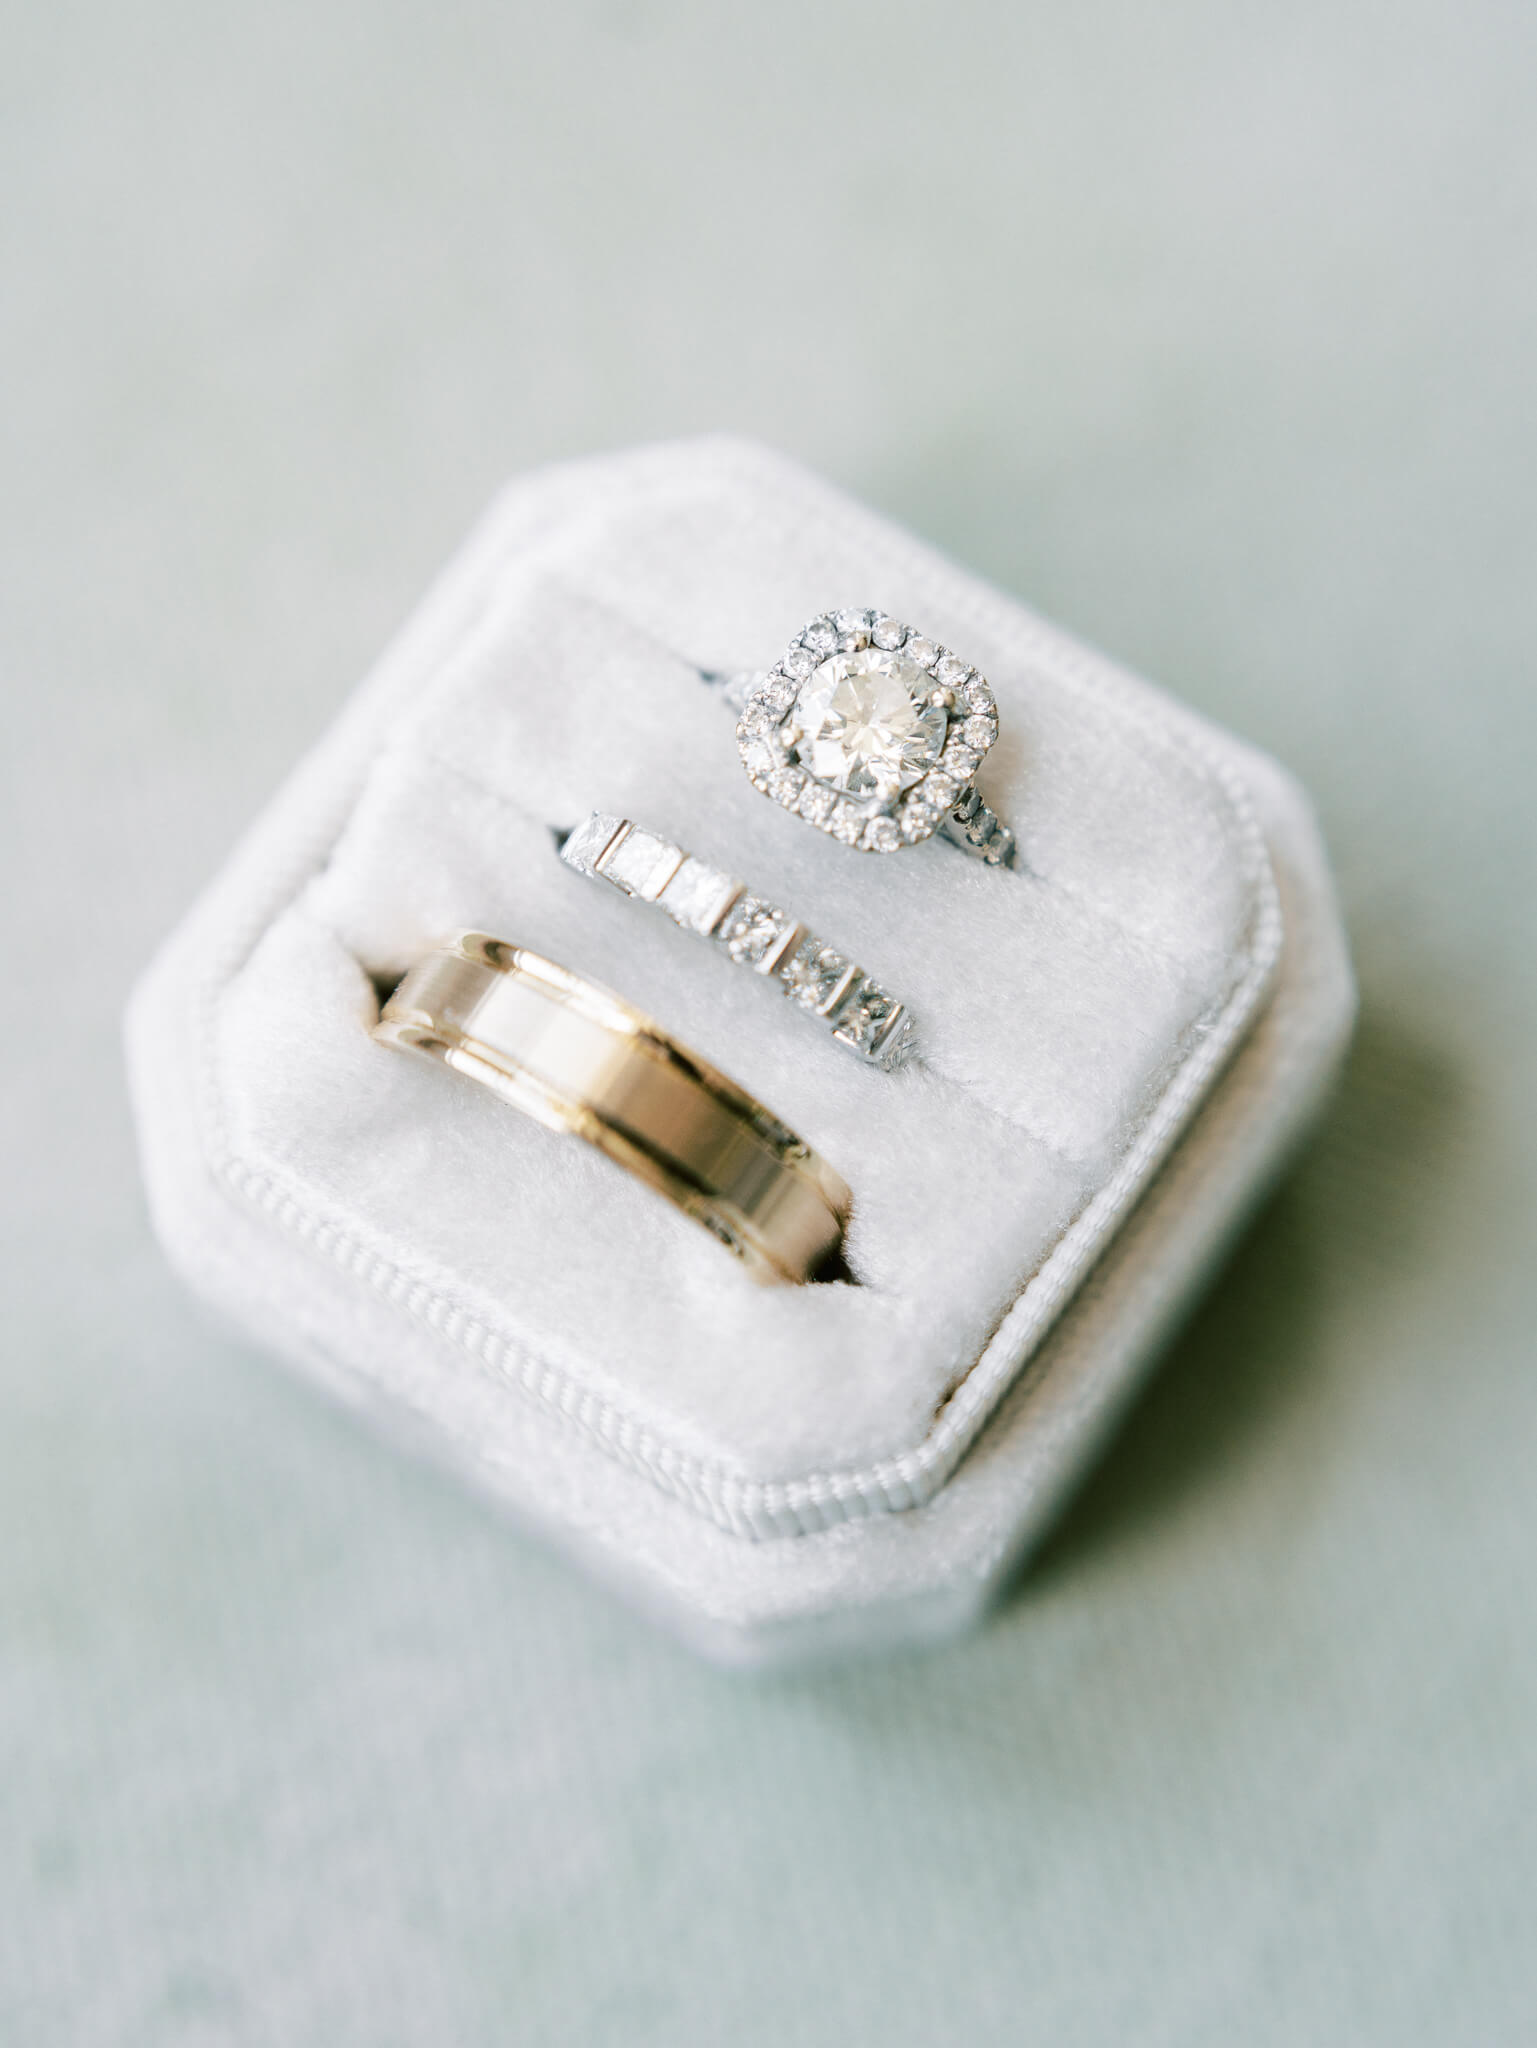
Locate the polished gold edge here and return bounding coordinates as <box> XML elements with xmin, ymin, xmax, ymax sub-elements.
<box><xmin>447</xmin><ymin>1044</ymin><xmax>812</xmax><ymax>1285</ymax></box>
<box><xmin>443</xmin><ymin>932</ymin><xmax>852</xmax><ymax>1215</ymax></box>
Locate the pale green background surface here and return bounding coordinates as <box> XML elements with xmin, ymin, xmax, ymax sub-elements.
<box><xmin>3</xmin><ymin>3</ymin><xmax>1535</xmax><ymax>2041</ymax></box>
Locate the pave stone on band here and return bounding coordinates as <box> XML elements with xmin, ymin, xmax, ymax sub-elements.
<box><xmin>375</xmin><ymin>932</ymin><xmax>852</xmax><ymax>1286</ymax></box>
<box><xmin>560</xmin><ymin>812</ymin><xmax>916</xmax><ymax>1071</ymax></box>
<box><xmin>731</xmin><ymin>609</ymin><xmax>1016</xmax><ymax>867</ymax></box>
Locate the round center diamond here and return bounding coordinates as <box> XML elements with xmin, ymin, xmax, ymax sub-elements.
<box><xmin>790</xmin><ymin>650</ymin><xmax>948</xmax><ymax>801</ymax></box>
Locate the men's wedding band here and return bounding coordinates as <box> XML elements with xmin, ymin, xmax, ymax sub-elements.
<box><xmin>374</xmin><ymin>932</ymin><xmax>852</xmax><ymax>1285</ymax></box>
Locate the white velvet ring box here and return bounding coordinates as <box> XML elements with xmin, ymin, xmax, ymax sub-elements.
<box><xmin>127</xmin><ymin>437</ymin><xmax>1355</xmax><ymax>1665</ymax></box>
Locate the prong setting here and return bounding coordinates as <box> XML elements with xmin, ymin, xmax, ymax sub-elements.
<box><xmin>735</xmin><ymin>611</ymin><xmax>1000</xmax><ymax>853</ymax></box>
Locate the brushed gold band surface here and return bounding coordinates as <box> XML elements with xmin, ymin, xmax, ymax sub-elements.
<box><xmin>375</xmin><ymin>933</ymin><xmax>852</xmax><ymax>1285</ymax></box>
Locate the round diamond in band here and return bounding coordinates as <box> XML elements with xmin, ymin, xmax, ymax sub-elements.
<box><xmin>559</xmin><ymin>812</ymin><xmax>918</xmax><ymax>1071</ymax></box>
<box><xmin>733</xmin><ymin>611</ymin><xmax>1016</xmax><ymax>867</ymax></box>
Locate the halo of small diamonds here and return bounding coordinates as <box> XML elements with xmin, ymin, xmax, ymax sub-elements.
<box><xmin>735</xmin><ymin>611</ymin><xmax>999</xmax><ymax>853</ymax></box>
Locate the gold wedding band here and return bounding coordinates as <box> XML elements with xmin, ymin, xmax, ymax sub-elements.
<box><xmin>375</xmin><ymin>933</ymin><xmax>852</xmax><ymax>1285</ymax></box>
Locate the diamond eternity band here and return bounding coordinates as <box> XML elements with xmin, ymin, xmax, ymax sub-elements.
<box><xmin>559</xmin><ymin>812</ymin><xmax>917</xmax><ymax>1071</ymax></box>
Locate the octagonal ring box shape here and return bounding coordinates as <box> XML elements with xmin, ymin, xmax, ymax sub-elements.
<box><xmin>126</xmin><ymin>437</ymin><xmax>1355</xmax><ymax>1667</ymax></box>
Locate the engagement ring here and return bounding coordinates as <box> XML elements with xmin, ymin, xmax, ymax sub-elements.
<box><xmin>734</xmin><ymin>609</ymin><xmax>1016</xmax><ymax>866</ymax></box>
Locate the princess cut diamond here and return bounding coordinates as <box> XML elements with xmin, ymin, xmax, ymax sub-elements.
<box><xmin>659</xmin><ymin>857</ymin><xmax>740</xmax><ymax>936</ymax></box>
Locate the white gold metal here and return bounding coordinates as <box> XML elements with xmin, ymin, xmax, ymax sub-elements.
<box><xmin>560</xmin><ymin>813</ymin><xmax>917</xmax><ymax>1070</ymax></box>
<box><xmin>375</xmin><ymin>933</ymin><xmax>852</xmax><ymax>1286</ymax></box>
<box><xmin>731</xmin><ymin>610</ymin><xmax>1016</xmax><ymax>867</ymax></box>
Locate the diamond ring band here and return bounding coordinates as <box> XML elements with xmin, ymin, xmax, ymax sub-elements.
<box><xmin>560</xmin><ymin>812</ymin><xmax>916</xmax><ymax>1070</ymax></box>
<box><xmin>734</xmin><ymin>610</ymin><xmax>1016</xmax><ymax>867</ymax></box>
<box><xmin>375</xmin><ymin>933</ymin><xmax>852</xmax><ymax>1285</ymax></box>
